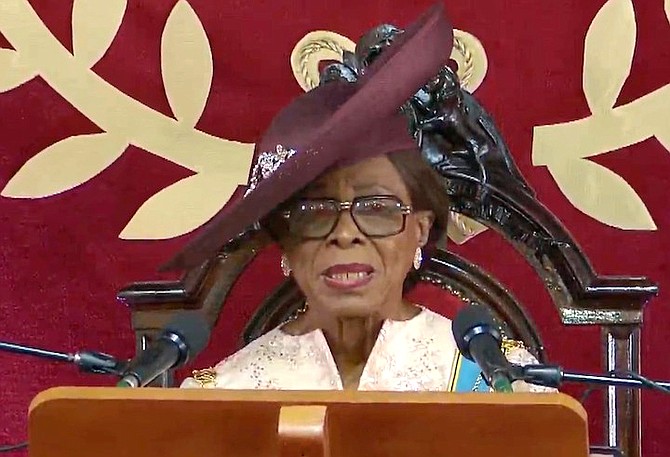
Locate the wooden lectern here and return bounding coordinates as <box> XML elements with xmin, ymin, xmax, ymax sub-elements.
<box><xmin>29</xmin><ymin>387</ymin><xmax>589</xmax><ymax>457</ymax></box>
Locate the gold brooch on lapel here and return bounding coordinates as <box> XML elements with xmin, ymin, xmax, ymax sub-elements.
<box><xmin>192</xmin><ymin>367</ymin><xmax>217</xmax><ymax>388</ymax></box>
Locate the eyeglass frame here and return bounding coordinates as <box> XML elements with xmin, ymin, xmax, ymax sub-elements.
<box><xmin>281</xmin><ymin>194</ymin><xmax>414</xmax><ymax>240</ymax></box>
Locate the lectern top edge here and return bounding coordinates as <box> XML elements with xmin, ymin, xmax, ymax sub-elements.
<box><xmin>30</xmin><ymin>386</ymin><xmax>587</xmax><ymax>419</ymax></box>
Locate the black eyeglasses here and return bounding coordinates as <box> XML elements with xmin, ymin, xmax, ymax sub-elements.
<box><xmin>282</xmin><ymin>195</ymin><xmax>413</xmax><ymax>239</ymax></box>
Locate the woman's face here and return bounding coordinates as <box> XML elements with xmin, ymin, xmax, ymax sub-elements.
<box><xmin>281</xmin><ymin>155</ymin><xmax>434</xmax><ymax>318</ymax></box>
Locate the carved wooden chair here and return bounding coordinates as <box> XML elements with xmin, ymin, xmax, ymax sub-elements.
<box><xmin>116</xmin><ymin>24</ymin><xmax>657</xmax><ymax>457</ymax></box>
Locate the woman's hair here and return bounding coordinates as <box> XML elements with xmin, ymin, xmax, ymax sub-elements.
<box><xmin>386</xmin><ymin>149</ymin><xmax>450</xmax><ymax>247</ymax></box>
<box><xmin>385</xmin><ymin>149</ymin><xmax>451</xmax><ymax>294</ymax></box>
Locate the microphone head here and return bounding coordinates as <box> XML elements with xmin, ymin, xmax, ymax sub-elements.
<box><xmin>161</xmin><ymin>312</ymin><xmax>211</xmax><ymax>367</ymax></box>
<box><xmin>452</xmin><ymin>304</ymin><xmax>502</xmax><ymax>361</ymax></box>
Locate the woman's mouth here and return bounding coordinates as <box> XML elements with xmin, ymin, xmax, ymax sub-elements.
<box><xmin>321</xmin><ymin>264</ymin><xmax>374</xmax><ymax>290</ymax></box>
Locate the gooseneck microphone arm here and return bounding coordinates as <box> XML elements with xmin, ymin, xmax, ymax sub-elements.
<box><xmin>0</xmin><ymin>340</ymin><xmax>127</xmax><ymax>376</ymax></box>
<box><xmin>0</xmin><ymin>340</ymin><xmax>71</xmax><ymax>361</ymax></box>
<box><xmin>515</xmin><ymin>364</ymin><xmax>670</xmax><ymax>393</ymax></box>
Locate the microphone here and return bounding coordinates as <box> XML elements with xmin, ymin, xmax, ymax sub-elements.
<box><xmin>452</xmin><ymin>304</ymin><xmax>515</xmax><ymax>393</ymax></box>
<box><xmin>117</xmin><ymin>312</ymin><xmax>210</xmax><ymax>388</ymax></box>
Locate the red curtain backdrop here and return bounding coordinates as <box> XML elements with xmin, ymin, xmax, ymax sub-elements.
<box><xmin>1</xmin><ymin>0</ymin><xmax>669</xmax><ymax>454</ymax></box>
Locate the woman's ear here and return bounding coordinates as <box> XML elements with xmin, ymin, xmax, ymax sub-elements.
<box><xmin>416</xmin><ymin>210</ymin><xmax>435</xmax><ymax>246</ymax></box>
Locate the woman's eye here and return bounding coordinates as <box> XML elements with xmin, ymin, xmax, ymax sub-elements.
<box><xmin>360</xmin><ymin>201</ymin><xmax>388</xmax><ymax>212</ymax></box>
<box><xmin>302</xmin><ymin>204</ymin><xmax>331</xmax><ymax>215</ymax></box>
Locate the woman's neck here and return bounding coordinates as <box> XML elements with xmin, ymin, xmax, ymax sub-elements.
<box><xmin>283</xmin><ymin>299</ymin><xmax>421</xmax><ymax>389</ymax></box>
<box><xmin>323</xmin><ymin>315</ymin><xmax>384</xmax><ymax>363</ymax></box>
<box><xmin>324</xmin><ymin>316</ymin><xmax>383</xmax><ymax>389</ymax></box>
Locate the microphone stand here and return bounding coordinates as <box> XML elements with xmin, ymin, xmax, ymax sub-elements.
<box><xmin>0</xmin><ymin>340</ymin><xmax>127</xmax><ymax>376</ymax></box>
<box><xmin>0</xmin><ymin>341</ymin><xmax>129</xmax><ymax>452</ymax></box>
<box><xmin>512</xmin><ymin>364</ymin><xmax>668</xmax><ymax>457</ymax></box>
<box><xmin>513</xmin><ymin>364</ymin><xmax>670</xmax><ymax>393</ymax></box>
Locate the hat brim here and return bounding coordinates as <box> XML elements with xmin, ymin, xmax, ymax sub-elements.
<box><xmin>161</xmin><ymin>3</ymin><xmax>453</xmax><ymax>272</ymax></box>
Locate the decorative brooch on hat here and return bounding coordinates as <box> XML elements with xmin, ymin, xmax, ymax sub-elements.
<box><xmin>244</xmin><ymin>145</ymin><xmax>296</xmax><ymax>197</ymax></box>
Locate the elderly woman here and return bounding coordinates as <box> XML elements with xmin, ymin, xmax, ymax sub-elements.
<box><xmin>168</xmin><ymin>5</ymin><xmax>547</xmax><ymax>392</ymax></box>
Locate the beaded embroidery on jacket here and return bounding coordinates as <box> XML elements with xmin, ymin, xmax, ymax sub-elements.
<box><xmin>181</xmin><ymin>307</ymin><xmax>551</xmax><ymax>392</ymax></box>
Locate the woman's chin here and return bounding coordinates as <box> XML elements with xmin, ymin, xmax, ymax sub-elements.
<box><xmin>321</xmin><ymin>298</ymin><xmax>382</xmax><ymax>318</ymax></box>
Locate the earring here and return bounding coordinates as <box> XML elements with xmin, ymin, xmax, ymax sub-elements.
<box><xmin>413</xmin><ymin>247</ymin><xmax>423</xmax><ymax>270</ymax></box>
<box><xmin>280</xmin><ymin>254</ymin><xmax>291</xmax><ymax>277</ymax></box>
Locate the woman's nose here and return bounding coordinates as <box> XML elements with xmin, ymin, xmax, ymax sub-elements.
<box><xmin>327</xmin><ymin>209</ymin><xmax>363</xmax><ymax>246</ymax></box>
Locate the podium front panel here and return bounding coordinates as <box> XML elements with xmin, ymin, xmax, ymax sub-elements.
<box><xmin>28</xmin><ymin>387</ymin><xmax>589</xmax><ymax>457</ymax></box>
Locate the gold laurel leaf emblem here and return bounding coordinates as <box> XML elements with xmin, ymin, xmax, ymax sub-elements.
<box><xmin>532</xmin><ymin>0</ymin><xmax>668</xmax><ymax>231</ymax></box>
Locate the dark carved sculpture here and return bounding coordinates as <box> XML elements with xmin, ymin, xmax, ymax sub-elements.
<box><xmin>117</xmin><ymin>22</ymin><xmax>657</xmax><ymax>457</ymax></box>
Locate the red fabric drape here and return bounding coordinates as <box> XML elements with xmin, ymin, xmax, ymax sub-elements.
<box><xmin>1</xmin><ymin>1</ymin><xmax>669</xmax><ymax>454</ymax></box>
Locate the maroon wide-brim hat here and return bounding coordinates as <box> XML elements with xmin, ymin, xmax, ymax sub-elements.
<box><xmin>162</xmin><ymin>3</ymin><xmax>454</xmax><ymax>272</ymax></box>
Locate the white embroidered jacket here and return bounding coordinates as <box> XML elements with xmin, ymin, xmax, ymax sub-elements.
<box><xmin>180</xmin><ymin>307</ymin><xmax>550</xmax><ymax>392</ymax></box>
